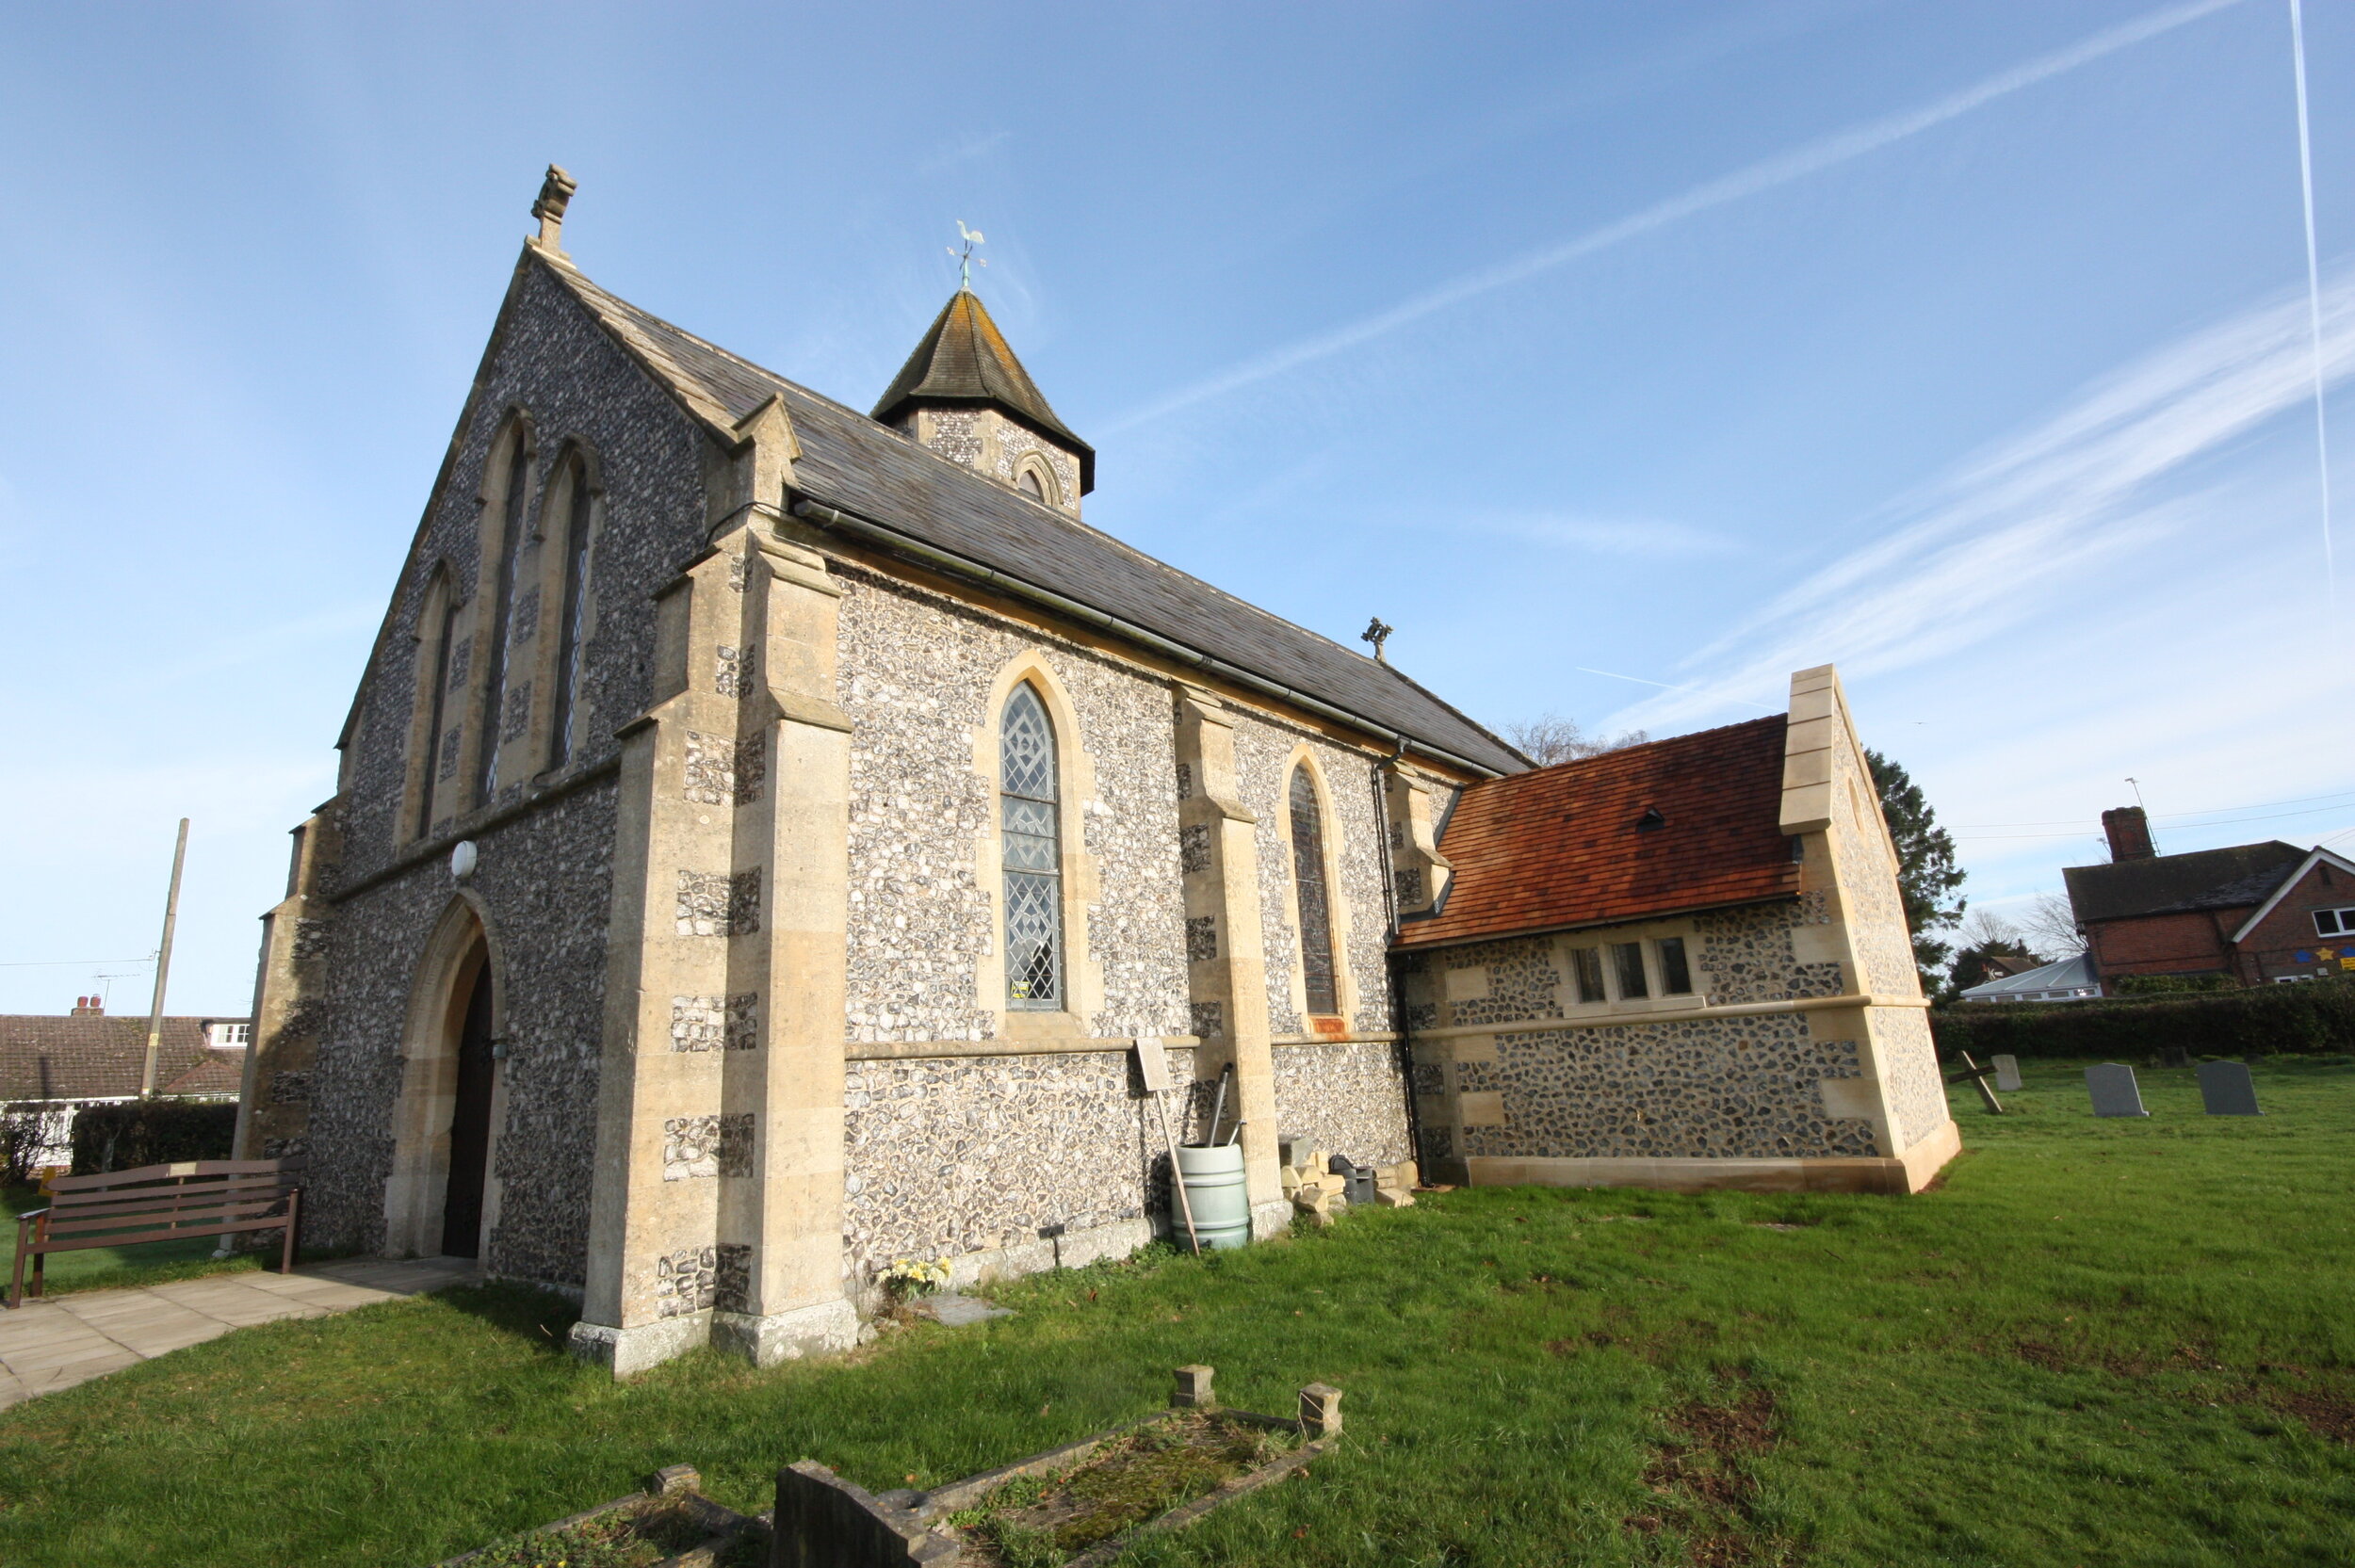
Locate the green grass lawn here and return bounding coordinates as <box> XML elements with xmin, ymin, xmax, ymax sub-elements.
<box><xmin>1</xmin><ymin>1056</ymin><xmax>2349</xmax><ymax>1567</ymax></box>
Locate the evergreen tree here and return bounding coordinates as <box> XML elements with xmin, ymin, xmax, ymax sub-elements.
<box><xmin>1865</xmin><ymin>749</ymin><xmax>1968</xmax><ymax>993</ymax></box>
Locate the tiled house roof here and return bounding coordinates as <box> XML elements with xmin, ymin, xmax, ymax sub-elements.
<box><xmin>1396</xmin><ymin>716</ymin><xmax>1798</xmax><ymax>948</ymax></box>
<box><xmin>2063</xmin><ymin>842</ymin><xmax>2308</xmax><ymax>924</ymax></box>
<box><xmin>538</xmin><ymin>257</ymin><xmax>1527</xmax><ymax>777</ymax></box>
<box><xmin>0</xmin><ymin>1015</ymin><xmax>242</xmax><ymax>1103</ymax></box>
<box><xmin>871</xmin><ymin>289</ymin><xmax>1096</xmax><ymax>490</ymax></box>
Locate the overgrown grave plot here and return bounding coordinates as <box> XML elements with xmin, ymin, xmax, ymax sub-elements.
<box><xmin>774</xmin><ymin>1366</ymin><xmax>1343</xmax><ymax>1567</ymax></box>
<box><xmin>434</xmin><ymin>1465</ymin><xmax>764</xmax><ymax>1568</ymax></box>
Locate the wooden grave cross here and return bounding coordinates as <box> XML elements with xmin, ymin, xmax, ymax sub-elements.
<box><xmin>1945</xmin><ymin>1051</ymin><xmax>2006</xmax><ymax>1114</ymax></box>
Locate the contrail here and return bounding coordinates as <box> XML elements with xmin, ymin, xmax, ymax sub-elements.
<box><xmin>2289</xmin><ymin>0</ymin><xmax>2337</xmax><ymax>609</ymax></box>
<box><xmin>1107</xmin><ymin>0</ymin><xmax>2246</xmax><ymax>435</ymax></box>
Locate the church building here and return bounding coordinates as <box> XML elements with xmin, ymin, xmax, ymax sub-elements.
<box><xmin>235</xmin><ymin>171</ymin><xmax>1953</xmax><ymax>1377</ymax></box>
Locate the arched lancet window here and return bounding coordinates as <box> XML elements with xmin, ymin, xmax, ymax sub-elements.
<box><xmin>1015</xmin><ymin>457</ymin><xmax>1060</xmax><ymax>508</ymax></box>
<box><xmin>475</xmin><ymin>428</ymin><xmax>532</xmax><ymax>805</ymax></box>
<box><xmin>1000</xmin><ymin>683</ymin><xmax>1062</xmax><ymax>1010</ymax></box>
<box><xmin>545</xmin><ymin>450</ymin><xmax>594</xmax><ymax>768</ymax></box>
<box><xmin>1289</xmin><ymin>765</ymin><xmax>1338</xmax><ymax>1015</ymax></box>
<box><xmin>414</xmin><ymin>568</ymin><xmax>460</xmax><ymax>838</ymax></box>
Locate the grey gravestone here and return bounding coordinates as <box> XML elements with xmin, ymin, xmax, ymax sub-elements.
<box><xmin>2086</xmin><ymin>1063</ymin><xmax>2148</xmax><ymax>1117</ymax></box>
<box><xmin>2198</xmin><ymin>1060</ymin><xmax>2263</xmax><ymax>1116</ymax></box>
<box><xmin>1992</xmin><ymin>1055</ymin><xmax>2022</xmax><ymax>1092</ymax></box>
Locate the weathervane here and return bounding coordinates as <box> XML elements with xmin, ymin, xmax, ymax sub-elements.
<box><xmin>1361</xmin><ymin>616</ymin><xmax>1393</xmax><ymax>662</ymax></box>
<box><xmin>949</xmin><ymin>220</ymin><xmax>986</xmax><ymax>290</ymax></box>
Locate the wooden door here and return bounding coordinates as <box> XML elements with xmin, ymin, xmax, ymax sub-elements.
<box><xmin>441</xmin><ymin>966</ymin><xmax>496</xmax><ymax>1258</ymax></box>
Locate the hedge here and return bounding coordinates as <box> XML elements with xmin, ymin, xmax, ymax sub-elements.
<box><xmin>70</xmin><ymin>1101</ymin><xmax>237</xmax><ymax>1174</ymax></box>
<box><xmin>1929</xmin><ymin>980</ymin><xmax>2355</xmax><ymax>1061</ymax></box>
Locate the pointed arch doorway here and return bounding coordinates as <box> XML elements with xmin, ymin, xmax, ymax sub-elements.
<box><xmin>441</xmin><ymin>957</ymin><xmax>497</xmax><ymax>1258</ymax></box>
<box><xmin>386</xmin><ymin>898</ymin><xmax>506</xmax><ymax>1262</ymax></box>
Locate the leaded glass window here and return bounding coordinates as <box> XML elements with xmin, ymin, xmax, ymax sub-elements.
<box><xmin>1000</xmin><ymin>684</ymin><xmax>1062</xmax><ymax>1009</ymax></box>
<box><xmin>1289</xmin><ymin>766</ymin><xmax>1338</xmax><ymax>1016</ymax></box>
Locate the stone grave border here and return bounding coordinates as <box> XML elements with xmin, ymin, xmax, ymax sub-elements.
<box><xmin>430</xmin><ymin>1464</ymin><xmax>758</xmax><ymax>1568</ymax></box>
<box><xmin>772</xmin><ymin>1366</ymin><xmax>1343</xmax><ymax>1567</ymax></box>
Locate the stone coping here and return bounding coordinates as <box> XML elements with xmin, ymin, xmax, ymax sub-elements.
<box><xmin>846</xmin><ymin>1031</ymin><xmax>1396</xmax><ymax>1060</ymax></box>
<box><xmin>329</xmin><ymin>755</ymin><xmax>624</xmax><ymax>903</ymax></box>
<box><xmin>1409</xmin><ymin>991</ymin><xmax>1929</xmax><ymax>1043</ymax></box>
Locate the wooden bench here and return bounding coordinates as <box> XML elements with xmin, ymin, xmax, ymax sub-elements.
<box><xmin>8</xmin><ymin>1158</ymin><xmax>301</xmax><ymax>1308</ymax></box>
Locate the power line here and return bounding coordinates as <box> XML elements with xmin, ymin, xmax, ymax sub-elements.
<box><xmin>0</xmin><ymin>956</ymin><xmax>157</xmax><ymax>969</ymax></box>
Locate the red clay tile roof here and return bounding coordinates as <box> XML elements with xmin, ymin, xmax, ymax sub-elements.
<box><xmin>1396</xmin><ymin>715</ymin><xmax>1798</xmax><ymax>948</ymax></box>
<box><xmin>0</xmin><ymin>1015</ymin><xmax>245</xmax><ymax>1103</ymax></box>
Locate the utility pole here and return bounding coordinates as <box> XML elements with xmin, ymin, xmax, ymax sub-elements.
<box><xmin>139</xmin><ymin>818</ymin><xmax>190</xmax><ymax>1100</ymax></box>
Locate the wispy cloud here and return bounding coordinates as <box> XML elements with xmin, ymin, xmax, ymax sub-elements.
<box><xmin>1459</xmin><ymin>512</ymin><xmax>1733</xmax><ymax>559</ymax></box>
<box><xmin>1609</xmin><ymin>267</ymin><xmax>2355</xmax><ymax>733</ymax></box>
<box><xmin>1104</xmin><ymin>0</ymin><xmax>2244</xmax><ymax>435</ymax></box>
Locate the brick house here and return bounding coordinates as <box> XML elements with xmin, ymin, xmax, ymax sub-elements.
<box><xmin>0</xmin><ymin>998</ymin><xmax>249</xmax><ymax>1167</ymax></box>
<box><xmin>2063</xmin><ymin>806</ymin><xmax>2355</xmax><ymax>989</ymax></box>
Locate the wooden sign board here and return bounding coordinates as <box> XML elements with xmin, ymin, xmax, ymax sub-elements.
<box><xmin>1133</xmin><ymin>1038</ymin><xmax>1172</xmax><ymax>1094</ymax></box>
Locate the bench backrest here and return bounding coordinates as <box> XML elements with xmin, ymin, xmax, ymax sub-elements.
<box><xmin>48</xmin><ymin>1158</ymin><xmax>291</xmax><ymax>1198</ymax></box>
<box><xmin>34</xmin><ymin>1158</ymin><xmax>297</xmax><ymax>1252</ymax></box>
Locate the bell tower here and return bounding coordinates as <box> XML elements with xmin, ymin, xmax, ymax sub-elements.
<box><xmin>872</xmin><ymin>288</ymin><xmax>1095</xmax><ymax>518</ymax></box>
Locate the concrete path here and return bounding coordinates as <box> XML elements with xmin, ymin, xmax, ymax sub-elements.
<box><xmin>0</xmin><ymin>1256</ymin><xmax>478</xmax><ymax>1413</ymax></box>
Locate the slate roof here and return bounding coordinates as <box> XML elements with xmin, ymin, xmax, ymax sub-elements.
<box><xmin>539</xmin><ymin>255</ymin><xmax>1526</xmax><ymax>777</ymax></box>
<box><xmin>871</xmin><ymin>289</ymin><xmax>1096</xmax><ymax>492</ymax></box>
<box><xmin>1396</xmin><ymin>715</ymin><xmax>1797</xmax><ymax>948</ymax></box>
<box><xmin>2063</xmin><ymin>841</ymin><xmax>2307</xmax><ymax>925</ymax></box>
<box><xmin>0</xmin><ymin>1015</ymin><xmax>245</xmax><ymax>1103</ymax></box>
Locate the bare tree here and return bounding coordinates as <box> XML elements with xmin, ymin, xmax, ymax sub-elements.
<box><xmin>1957</xmin><ymin>907</ymin><xmax>2022</xmax><ymax>950</ymax></box>
<box><xmin>2019</xmin><ymin>892</ymin><xmax>2087</xmax><ymax>956</ymax></box>
<box><xmin>1503</xmin><ymin>713</ymin><xmax>1650</xmax><ymax>767</ymax></box>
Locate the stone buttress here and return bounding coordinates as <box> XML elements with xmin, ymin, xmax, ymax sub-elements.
<box><xmin>235</xmin><ymin>803</ymin><xmax>343</xmax><ymax>1164</ymax></box>
<box><xmin>1775</xmin><ymin>665</ymin><xmax>1958</xmax><ymax>1187</ymax></box>
<box><xmin>571</xmin><ymin>399</ymin><xmax>862</xmax><ymax>1374</ymax></box>
<box><xmin>1173</xmin><ymin>687</ymin><xmax>1291</xmax><ymax>1237</ymax></box>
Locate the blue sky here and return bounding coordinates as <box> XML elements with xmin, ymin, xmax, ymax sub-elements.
<box><xmin>1</xmin><ymin>1</ymin><xmax>2347</xmax><ymax>1014</ymax></box>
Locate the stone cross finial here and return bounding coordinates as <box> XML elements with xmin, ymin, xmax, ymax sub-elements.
<box><xmin>1361</xmin><ymin>617</ymin><xmax>1393</xmax><ymax>662</ymax></box>
<box><xmin>532</xmin><ymin>165</ymin><xmax>578</xmax><ymax>252</ymax></box>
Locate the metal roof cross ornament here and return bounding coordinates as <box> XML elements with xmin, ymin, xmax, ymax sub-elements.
<box><xmin>949</xmin><ymin>220</ymin><xmax>987</xmax><ymax>290</ymax></box>
<box><xmin>1361</xmin><ymin>617</ymin><xmax>1393</xmax><ymax>662</ymax></box>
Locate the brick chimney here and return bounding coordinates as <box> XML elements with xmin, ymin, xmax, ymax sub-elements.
<box><xmin>70</xmin><ymin>994</ymin><xmax>105</xmax><ymax>1017</ymax></box>
<box><xmin>2102</xmin><ymin>806</ymin><xmax>2156</xmax><ymax>863</ymax></box>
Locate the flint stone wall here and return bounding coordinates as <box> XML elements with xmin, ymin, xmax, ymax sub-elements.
<box><xmin>1229</xmin><ymin>713</ymin><xmax>1395</xmax><ymax>1036</ymax></box>
<box><xmin>337</xmin><ymin>263</ymin><xmax>708</xmax><ymax>881</ymax></box>
<box><xmin>301</xmin><ymin>265</ymin><xmax>706</xmax><ymax>1288</ymax></box>
<box><xmin>1458</xmin><ymin>1014</ymin><xmax>1876</xmax><ymax>1160</ymax></box>
<box><xmin>302</xmin><ymin>780</ymin><xmax>616</xmax><ymax>1286</ymax></box>
<box><xmin>1272</xmin><ymin>1041</ymin><xmax>1412</xmax><ymax>1168</ymax></box>
<box><xmin>840</xmin><ymin>1043</ymin><xmax>1196</xmax><ymax>1283</ymax></box>
<box><xmin>832</xmin><ymin>563</ymin><xmax>1193</xmax><ymax>1044</ymax></box>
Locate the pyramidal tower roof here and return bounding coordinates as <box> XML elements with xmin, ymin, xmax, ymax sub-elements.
<box><xmin>872</xmin><ymin>288</ymin><xmax>1095</xmax><ymax>493</ymax></box>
